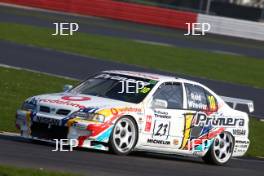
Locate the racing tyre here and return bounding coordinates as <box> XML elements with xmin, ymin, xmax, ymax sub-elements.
<box><xmin>202</xmin><ymin>132</ymin><xmax>234</xmax><ymax>165</ymax></box>
<box><xmin>109</xmin><ymin>116</ymin><xmax>138</xmax><ymax>155</ymax></box>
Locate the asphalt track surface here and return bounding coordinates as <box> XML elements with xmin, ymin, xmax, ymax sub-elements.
<box><xmin>0</xmin><ymin>4</ymin><xmax>264</xmax><ymax>176</ymax></box>
<box><xmin>0</xmin><ymin>134</ymin><xmax>263</xmax><ymax>176</ymax></box>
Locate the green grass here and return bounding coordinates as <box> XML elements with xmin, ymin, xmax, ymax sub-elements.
<box><xmin>247</xmin><ymin>118</ymin><xmax>264</xmax><ymax>157</ymax></box>
<box><xmin>0</xmin><ymin>67</ymin><xmax>263</xmax><ymax>157</ymax></box>
<box><xmin>0</xmin><ymin>165</ymin><xmax>81</xmax><ymax>176</ymax></box>
<box><xmin>0</xmin><ymin>23</ymin><xmax>264</xmax><ymax>88</ymax></box>
<box><xmin>0</xmin><ymin>67</ymin><xmax>77</xmax><ymax>132</ymax></box>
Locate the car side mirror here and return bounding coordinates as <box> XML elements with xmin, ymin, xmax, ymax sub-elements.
<box><xmin>63</xmin><ymin>84</ymin><xmax>73</xmax><ymax>92</ymax></box>
<box><xmin>151</xmin><ymin>99</ymin><xmax>168</xmax><ymax>109</ymax></box>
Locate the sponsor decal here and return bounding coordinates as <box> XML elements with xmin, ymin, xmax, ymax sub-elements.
<box><xmin>234</xmin><ymin>148</ymin><xmax>248</xmax><ymax>153</ymax></box>
<box><xmin>207</xmin><ymin>95</ymin><xmax>217</xmax><ymax>112</ymax></box>
<box><xmin>233</xmin><ymin>129</ymin><xmax>246</xmax><ymax>136</ymax></box>
<box><xmin>140</xmin><ymin>87</ymin><xmax>151</xmax><ymax>94</ymax></box>
<box><xmin>180</xmin><ymin>114</ymin><xmax>193</xmax><ymax>149</ymax></box>
<box><xmin>154</xmin><ymin>110</ymin><xmax>171</xmax><ymax>119</ymax></box>
<box><xmin>235</xmin><ymin>144</ymin><xmax>248</xmax><ymax>149</ymax></box>
<box><xmin>182</xmin><ymin>127</ymin><xmax>224</xmax><ymax>151</ymax></box>
<box><xmin>108</xmin><ymin>107</ymin><xmax>142</xmax><ymax>117</ymax></box>
<box><xmin>188</xmin><ymin>93</ymin><xmax>207</xmax><ymax>110</ymax></box>
<box><xmin>147</xmin><ymin>138</ymin><xmax>170</xmax><ymax>145</ymax></box>
<box><xmin>193</xmin><ymin>113</ymin><xmax>245</xmax><ymax>127</ymax></box>
<box><xmin>61</xmin><ymin>96</ymin><xmax>91</xmax><ymax>101</ymax></box>
<box><xmin>185</xmin><ymin>139</ymin><xmax>212</xmax><ymax>152</ymax></box>
<box><xmin>39</xmin><ymin>99</ymin><xmax>85</xmax><ymax>109</ymax></box>
<box><xmin>173</xmin><ymin>139</ymin><xmax>179</xmax><ymax>145</ymax></box>
<box><xmin>235</xmin><ymin>140</ymin><xmax>249</xmax><ymax>144</ymax></box>
<box><xmin>111</xmin><ymin>108</ymin><xmax>119</xmax><ymax>116</ymax></box>
<box><xmin>96</xmin><ymin>74</ymin><xmax>129</xmax><ymax>81</ymax></box>
<box><xmin>188</xmin><ymin>101</ymin><xmax>207</xmax><ymax>111</ymax></box>
<box><xmin>235</xmin><ymin>140</ymin><xmax>249</xmax><ymax>149</ymax></box>
<box><xmin>95</xmin><ymin>74</ymin><xmax>151</xmax><ymax>86</ymax></box>
<box><xmin>145</xmin><ymin>115</ymin><xmax>152</xmax><ymax>132</ymax></box>
<box><xmin>119</xmin><ymin>107</ymin><xmax>142</xmax><ymax>113</ymax></box>
<box><xmin>119</xmin><ymin>71</ymin><xmax>160</xmax><ymax>80</ymax></box>
<box><xmin>191</xmin><ymin>93</ymin><xmax>202</xmax><ymax>101</ymax></box>
<box><xmin>35</xmin><ymin>116</ymin><xmax>60</xmax><ymax>126</ymax></box>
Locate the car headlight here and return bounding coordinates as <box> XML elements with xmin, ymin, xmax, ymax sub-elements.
<box><xmin>70</xmin><ymin>111</ymin><xmax>105</xmax><ymax>123</ymax></box>
<box><xmin>92</xmin><ymin>114</ymin><xmax>105</xmax><ymax>123</ymax></box>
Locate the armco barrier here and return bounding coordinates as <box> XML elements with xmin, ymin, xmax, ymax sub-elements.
<box><xmin>197</xmin><ymin>14</ymin><xmax>264</xmax><ymax>41</ymax></box>
<box><xmin>1</xmin><ymin>0</ymin><xmax>263</xmax><ymax>41</ymax></box>
<box><xmin>0</xmin><ymin>0</ymin><xmax>197</xmax><ymax>30</ymax></box>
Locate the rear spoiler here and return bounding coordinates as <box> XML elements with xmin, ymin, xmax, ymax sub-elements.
<box><xmin>220</xmin><ymin>96</ymin><xmax>254</xmax><ymax>113</ymax></box>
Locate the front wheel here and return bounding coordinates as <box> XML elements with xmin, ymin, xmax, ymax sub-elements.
<box><xmin>109</xmin><ymin>116</ymin><xmax>138</xmax><ymax>155</ymax></box>
<box><xmin>202</xmin><ymin>132</ymin><xmax>234</xmax><ymax>165</ymax></box>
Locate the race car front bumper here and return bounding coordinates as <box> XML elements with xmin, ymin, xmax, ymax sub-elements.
<box><xmin>16</xmin><ymin>109</ymin><xmax>111</xmax><ymax>151</ymax></box>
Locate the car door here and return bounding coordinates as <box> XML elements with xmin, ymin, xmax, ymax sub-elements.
<box><xmin>179</xmin><ymin>83</ymin><xmax>218</xmax><ymax>151</ymax></box>
<box><xmin>143</xmin><ymin>82</ymin><xmax>186</xmax><ymax>149</ymax></box>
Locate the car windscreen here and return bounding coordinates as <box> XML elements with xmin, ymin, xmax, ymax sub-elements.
<box><xmin>70</xmin><ymin>73</ymin><xmax>158</xmax><ymax>103</ymax></box>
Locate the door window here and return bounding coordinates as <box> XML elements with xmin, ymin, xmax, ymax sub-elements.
<box><xmin>185</xmin><ymin>83</ymin><xmax>208</xmax><ymax>111</ymax></box>
<box><xmin>152</xmin><ymin>82</ymin><xmax>183</xmax><ymax>109</ymax></box>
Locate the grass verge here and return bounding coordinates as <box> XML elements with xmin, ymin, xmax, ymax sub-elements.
<box><xmin>0</xmin><ymin>66</ymin><xmax>77</xmax><ymax>132</ymax></box>
<box><xmin>247</xmin><ymin>118</ymin><xmax>264</xmax><ymax>157</ymax></box>
<box><xmin>0</xmin><ymin>23</ymin><xmax>263</xmax><ymax>88</ymax></box>
<box><xmin>0</xmin><ymin>67</ymin><xmax>263</xmax><ymax>157</ymax></box>
<box><xmin>0</xmin><ymin>165</ymin><xmax>81</xmax><ymax>176</ymax></box>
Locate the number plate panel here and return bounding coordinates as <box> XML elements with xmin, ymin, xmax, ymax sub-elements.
<box><xmin>152</xmin><ymin>120</ymin><xmax>170</xmax><ymax>140</ymax></box>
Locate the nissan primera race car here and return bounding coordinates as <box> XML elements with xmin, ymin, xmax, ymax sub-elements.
<box><xmin>16</xmin><ymin>70</ymin><xmax>253</xmax><ymax>165</ymax></box>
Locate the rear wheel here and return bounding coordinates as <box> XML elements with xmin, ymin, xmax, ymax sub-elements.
<box><xmin>109</xmin><ymin>116</ymin><xmax>138</xmax><ymax>155</ymax></box>
<box><xmin>202</xmin><ymin>132</ymin><xmax>234</xmax><ymax>165</ymax></box>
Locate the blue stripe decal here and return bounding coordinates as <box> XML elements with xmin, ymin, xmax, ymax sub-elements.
<box><xmin>96</xmin><ymin>126</ymin><xmax>114</xmax><ymax>142</ymax></box>
<box><xmin>195</xmin><ymin>139</ymin><xmax>213</xmax><ymax>151</ymax></box>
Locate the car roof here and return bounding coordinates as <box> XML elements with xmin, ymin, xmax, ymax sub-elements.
<box><xmin>103</xmin><ymin>70</ymin><xmax>200</xmax><ymax>85</ymax></box>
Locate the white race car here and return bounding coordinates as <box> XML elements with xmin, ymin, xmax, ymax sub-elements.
<box><xmin>16</xmin><ymin>70</ymin><xmax>254</xmax><ymax>165</ymax></box>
